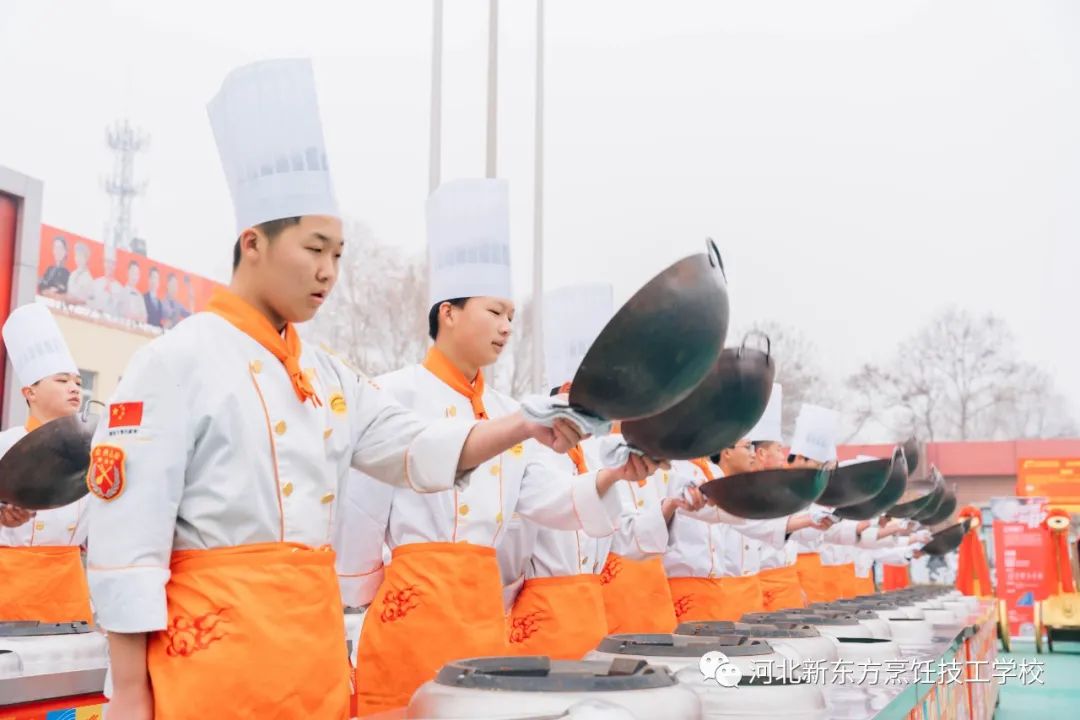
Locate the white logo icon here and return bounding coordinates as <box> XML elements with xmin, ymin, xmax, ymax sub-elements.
<box><xmin>699</xmin><ymin>651</ymin><xmax>743</xmax><ymax>688</ymax></box>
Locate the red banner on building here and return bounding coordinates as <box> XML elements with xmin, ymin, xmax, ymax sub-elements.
<box><xmin>990</xmin><ymin>496</ymin><xmax>1049</xmax><ymax>636</ymax></box>
<box><xmin>1016</xmin><ymin>457</ymin><xmax>1080</xmax><ymax>510</ymax></box>
<box><xmin>36</xmin><ymin>224</ymin><xmax>224</xmax><ymax>331</ymax></box>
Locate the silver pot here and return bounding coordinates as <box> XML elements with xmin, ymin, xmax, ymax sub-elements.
<box><xmin>406</xmin><ymin>657</ymin><xmax>702</xmax><ymax>720</ymax></box>
<box><xmin>587</xmin><ymin>634</ymin><xmax>788</xmax><ymax>679</ymax></box>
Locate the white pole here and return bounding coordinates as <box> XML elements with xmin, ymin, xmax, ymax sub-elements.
<box><xmin>486</xmin><ymin>0</ymin><xmax>499</xmax><ymax>178</ymax></box>
<box><xmin>530</xmin><ymin>0</ymin><xmax>545</xmax><ymax>392</ymax></box>
<box><xmin>428</xmin><ymin>0</ymin><xmax>444</xmax><ymax>194</ymax></box>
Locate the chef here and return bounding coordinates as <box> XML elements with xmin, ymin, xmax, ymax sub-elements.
<box><xmin>851</xmin><ymin>521</ymin><xmax>930</xmax><ymax>595</ymax></box>
<box><xmin>0</xmin><ymin>303</ymin><xmax>91</xmax><ymax>624</ymax></box>
<box><xmin>600</xmin><ymin>460</ymin><xmax>694</xmax><ymax>633</ymax></box>
<box><xmin>786</xmin><ymin>403</ymin><xmax>870</xmax><ymax>604</ymax></box>
<box><xmin>86</xmin><ymin>60</ymin><xmax>572</xmax><ymax>720</ymax></box>
<box><xmin>664</xmin><ymin>444</ymin><xmax>793</xmax><ymax>622</ymax></box>
<box><xmin>819</xmin><ymin>515</ymin><xmax>907</xmax><ymax>599</ymax></box>
<box><xmin>745</xmin><ymin>385</ymin><xmax>834</xmax><ymax>611</ymax></box>
<box><xmin>342</xmin><ymin>179</ymin><xmax>648</xmax><ymax>715</ymax></box>
<box><xmin>502</xmin><ymin>284</ymin><xmax>671</xmax><ymax>658</ymax></box>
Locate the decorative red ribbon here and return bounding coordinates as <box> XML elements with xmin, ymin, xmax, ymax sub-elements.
<box><xmin>956</xmin><ymin>506</ymin><xmax>992</xmax><ymax>597</ymax></box>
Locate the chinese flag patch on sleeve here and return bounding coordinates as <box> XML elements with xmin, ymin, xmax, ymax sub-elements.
<box><xmin>108</xmin><ymin>402</ymin><xmax>144</xmax><ymax>428</ymax></box>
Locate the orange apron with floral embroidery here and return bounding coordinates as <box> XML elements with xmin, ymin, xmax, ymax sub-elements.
<box><xmin>146</xmin><ymin>542</ymin><xmax>349</xmax><ymax>720</ymax></box>
<box><xmin>354</xmin><ymin>542</ymin><xmax>506</xmax><ymax>716</ymax></box>
<box><xmin>669</xmin><ymin>575</ymin><xmax>763</xmax><ymax>622</ymax></box>
<box><xmin>758</xmin><ymin>564</ymin><xmax>807</xmax><ymax>611</ymax></box>
<box><xmin>0</xmin><ymin>546</ymin><xmax>92</xmax><ymax>623</ymax></box>
<box><xmin>600</xmin><ymin>554</ymin><xmax>677</xmax><ymax>633</ymax></box>
<box><xmin>508</xmin><ymin>574</ymin><xmax>607</xmax><ymax>659</ymax></box>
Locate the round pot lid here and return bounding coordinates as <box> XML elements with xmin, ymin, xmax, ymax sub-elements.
<box><xmin>596</xmin><ymin>633</ymin><xmax>775</xmax><ymax>657</ymax></box>
<box><xmin>434</xmin><ymin>656</ymin><xmax>678</xmax><ymax>692</ymax></box>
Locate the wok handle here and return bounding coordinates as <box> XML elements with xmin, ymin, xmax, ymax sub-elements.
<box><xmin>705</xmin><ymin>237</ymin><xmax>727</xmax><ymax>281</ymax></box>
<box><xmin>740</xmin><ymin>331</ymin><xmax>771</xmax><ymax>360</ymax></box>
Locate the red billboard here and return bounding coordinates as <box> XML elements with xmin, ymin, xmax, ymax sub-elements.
<box><xmin>36</xmin><ymin>224</ymin><xmax>224</xmax><ymax>331</ymax></box>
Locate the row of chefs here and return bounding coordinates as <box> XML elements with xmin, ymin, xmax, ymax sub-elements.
<box><xmin>0</xmin><ymin>58</ymin><xmax>928</xmax><ymax>720</ymax></box>
<box><xmin>0</xmin><ymin>301</ymin><xmax>926</xmax><ymax>716</ymax></box>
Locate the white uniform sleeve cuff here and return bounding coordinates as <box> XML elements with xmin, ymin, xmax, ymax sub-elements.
<box><xmin>338</xmin><ymin>566</ymin><xmax>385</xmax><ymax>608</ymax></box>
<box><xmin>88</xmin><ymin>566</ymin><xmax>171</xmax><ymax>633</ymax></box>
<box><xmin>572</xmin><ymin>473</ymin><xmax>621</xmax><ymax>537</ymax></box>
<box><xmin>631</xmin><ymin>506</ymin><xmax>670</xmax><ymax>555</ymax></box>
<box><xmin>404</xmin><ymin>418</ymin><xmax>479</xmax><ymax>493</ymax></box>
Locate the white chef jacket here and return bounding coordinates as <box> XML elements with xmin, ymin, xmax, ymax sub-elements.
<box><xmin>607</xmin><ymin>466</ymin><xmax>673</xmax><ymax>561</ymax></box>
<box><xmin>0</xmin><ymin>426</ymin><xmax>88</xmax><ymax>548</ymax></box>
<box><xmin>333</xmin><ymin>363</ymin><xmax>621</xmax><ymax>608</ymax></box>
<box><xmin>495</xmin><ymin>440</ymin><xmax>618</xmax><ymax>610</ymax></box>
<box><xmin>663</xmin><ymin>461</ymin><xmax>787</xmax><ymax>579</ymax></box>
<box><xmin>86</xmin><ymin>313</ymin><xmax>478</xmax><ymax>634</ymax></box>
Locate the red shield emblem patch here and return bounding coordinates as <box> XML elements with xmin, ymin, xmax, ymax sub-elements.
<box><xmin>87</xmin><ymin>445</ymin><xmax>126</xmax><ymax>501</ymax></box>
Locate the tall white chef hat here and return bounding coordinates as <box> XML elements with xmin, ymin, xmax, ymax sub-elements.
<box><xmin>744</xmin><ymin>383</ymin><xmax>783</xmax><ymax>444</ymax></box>
<box><xmin>789</xmin><ymin>402</ymin><xmax>840</xmax><ymax>463</ymax></box>
<box><xmin>2</xmin><ymin>303</ymin><xmax>78</xmax><ymax>388</ymax></box>
<box><xmin>208</xmin><ymin>58</ymin><xmax>338</xmax><ymax>235</ymax></box>
<box><xmin>427</xmin><ymin>179</ymin><xmax>512</xmax><ymax>308</ymax></box>
<box><xmin>543</xmin><ymin>283</ymin><xmax>614</xmax><ymax>389</ymax></box>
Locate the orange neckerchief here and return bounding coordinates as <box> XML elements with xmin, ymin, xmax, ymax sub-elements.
<box><xmin>567</xmin><ymin>446</ymin><xmax>589</xmax><ymax>475</ymax></box>
<box><xmin>956</xmin><ymin>506</ymin><xmax>992</xmax><ymax>597</ymax></box>
<box><xmin>24</xmin><ymin>416</ymin><xmax>42</xmax><ymax>432</ymax></box>
<box><xmin>1044</xmin><ymin>509</ymin><xmax>1076</xmax><ymax>594</ymax></box>
<box><xmin>423</xmin><ymin>346</ymin><xmax>487</xmax><ymax>419</ymax></box>
<box><xmin>207</xmin><ymin>289</ymin><xmax>322</xmax><ymax>407</ymax></box>
<box><xmin>556</xmin><ymin>381</ymin><xmax>590</xmax><ymax>475</ymax></box>
<box><xmin>689</xmin><ymin>458</ymin><xmax>715</xmax><ymax>481</ymax></box>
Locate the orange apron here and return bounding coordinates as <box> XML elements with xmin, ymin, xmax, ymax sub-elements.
<box><xmin>355</xmin><ymin>542</ymin><xmax>506</xmax><ymax>716</ymax></box>
<box><xmin>0</xmin><ymin>546</ymin><xmax>92</xmax><ymax>623</ymax></box>
<box><xmin>600</xmin><ymin>554</ymin><xmax>677</xmax><ymax>633</ymax></box>
<box><xmin>821</xmin><ymin>563</ymin><xmax>856</xmax><ymax>601</ymax></box>
<box><xmin>882</xmin><ymin>563</ymin><xmax>910</xmax><ymax>590</ymax></box>
<box><xmin>669</xmin><ymin>575</ymin><xmax>763</xmax><ymax>622</ymax></box>
<box><xmin>795</xmin><ymin>552</ymin><xmax>829</xmax><ymax>604</ymax></box>
<box><xmin>508</xmin><ymin>574</ymin><xmax>607</xmax><ymax>659</ymax></box>
<box><xmin>146</xmin><ymin>542</ymin><xmax>349</xmax><ymax>720</ymax></box>
<box><xmin>758</xmin><ymin>564</ymin><xmax>807</xmax><ymax>611</ymax></box>
<box><xmin>853</xmin><ymin>573</ymin><xmax>876</xmax><ymax>597</ymax></box>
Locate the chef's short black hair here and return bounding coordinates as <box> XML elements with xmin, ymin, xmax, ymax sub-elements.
<box><xmin>709</xmin><ymin>454</ymin><xmax>720</xmax><ymax>465</ymax></box>
<box><xmin>428</xmin><ymin>298</ymin><xmax>469</xmax><ymax>340</ymax></box>
<box><xmin>232</xmin><ymin>217</ymin><xmax>302</xmax><ymax>271</ymax></box>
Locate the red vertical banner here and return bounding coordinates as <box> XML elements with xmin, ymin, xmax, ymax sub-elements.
<box><xmin>990</xmin><ymin>496</ymin><xmax>1049</xmax><ymax>636</ymax></box>
<box><xmin>0</xmin><ymin>193</ymin><xmax>18</xmax><ymax>409</ymax></box>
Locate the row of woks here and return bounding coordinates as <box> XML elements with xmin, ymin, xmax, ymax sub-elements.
<box><xmin>0</xmin><ymin>237</ymin><xmax>971</xmax><ymax>560</ymax></box>
<box><xmin>0</xmin><ymin>240</ymin><xmax>768</xmax><ymax>510</ymax></box>
<box><xmin>695</xmin><ymin>435</ymin><xmax>971</xmax><ymax>556</ymax></box>
<box><xmin>403</xmin><ymin>586</ymin><xmax>980</xmax><ymax>719</ymax></box>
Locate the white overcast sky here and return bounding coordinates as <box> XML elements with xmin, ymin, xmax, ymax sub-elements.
<box><xmin>2</xmin><ymin>0</ymin><xmax>1078</xmax><ymax>421</ymax></box>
